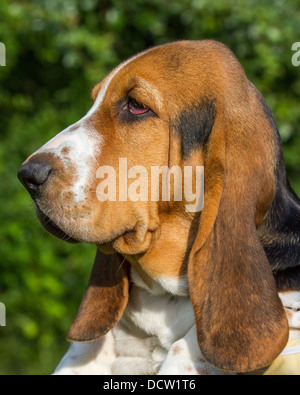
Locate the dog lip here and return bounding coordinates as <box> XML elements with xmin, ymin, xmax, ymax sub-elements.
<box><xmin>34</xmin><ymin>204</ymin><xmax>79</xmax><ymax>244</ymax></box>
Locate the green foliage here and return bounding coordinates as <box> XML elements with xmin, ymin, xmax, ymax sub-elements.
<box><xmin>0</xmin><ymin>0</ymin><xmax>299</xmax><ymax>374</ymax></box>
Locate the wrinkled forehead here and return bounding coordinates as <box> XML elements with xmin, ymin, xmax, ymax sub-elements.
<box><xmin>91</xmin><ymin>48</ymin><xmax>162</xmax><ymax>100</ymax></box>
<box><xmin>91</xmin><ymin>43</ymin><xmax>201</xmax><ymax>105</ymax></box>
<box><xmin>91</xmin><ymin>42</ymin><xmax>230</xmax><ymax>115</ymax></box>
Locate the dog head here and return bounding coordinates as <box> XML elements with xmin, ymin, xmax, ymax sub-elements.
<box><xmin>19</xmin><ymin>40</ymin><xmax>300</xmax><ymax>372</ymax></box>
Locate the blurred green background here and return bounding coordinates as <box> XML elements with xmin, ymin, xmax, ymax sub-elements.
<box><xmin>0</xmin><ymin>0</ymin><xmax>299</xmax><ymax>375</ymax></box>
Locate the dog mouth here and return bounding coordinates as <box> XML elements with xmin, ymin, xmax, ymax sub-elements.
<box><xmin>35</xmin><ymin>204</ymin><xmax>79</xmax><ymax>244</ymax></box>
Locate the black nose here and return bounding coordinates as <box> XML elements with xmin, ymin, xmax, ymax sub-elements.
<box><xmin>18</xmin><ymin>162</ymin><xmax>52</xmax><ymax>196</ymax></box>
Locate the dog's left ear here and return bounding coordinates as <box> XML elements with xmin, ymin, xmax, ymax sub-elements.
<box><xmin>187</xmin><ymin>85</ymin><xmax>289</xmax><ymax>373</ymax></box>
<box><xmin>67</xmin><ymin>250</ymin><xmax>130</xmax><ymax>342</ymax></box>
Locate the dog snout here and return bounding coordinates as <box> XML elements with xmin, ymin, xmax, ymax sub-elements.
<box><xmin>18</xmin><ymin>161</ymin><xmax>53</xmax><ymax>197</ymax></box>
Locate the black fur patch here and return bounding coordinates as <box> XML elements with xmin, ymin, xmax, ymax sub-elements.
<box><xmin>257</xmin><ymin>94</ymin><xmax>300</xmax><ymax>290</ymax></box>
<box><xmin>260</xmin><ymin>193</ymin><xmax>300</xmax><ymax>266</ymax></box>
<box><xmin>274</xmin><ymin>266</ymin><xmax>300</xmax><ymax>292</ymax></box>
<box><xmin>172</xmin><ymin>98</ymin><xmax>216</xmax><ymax>159</ymax></box>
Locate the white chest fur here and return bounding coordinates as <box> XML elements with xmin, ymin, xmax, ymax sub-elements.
<box><xmin>54</xmin><ymin>273</ymin><xmax>300</xmax><ymax>375</ymax></box>
<box><xmin>111</xmin><ymin>268</ymin><xmax>196</xmax><ymax>375</ymax></box>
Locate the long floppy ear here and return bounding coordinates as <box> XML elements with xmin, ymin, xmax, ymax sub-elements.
<box><xmin>188</xmin><ymin>88</ymin><xmax>289</xmax><ymax>373</ymax></box>
<box><xmin>67</xmin><ymin>250</ymin><xmax>130</xmax><ymax>342</ymax></box>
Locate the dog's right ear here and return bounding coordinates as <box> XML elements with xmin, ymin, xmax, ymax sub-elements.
<box><xmin>67</xmin><ymin>250</ymin><xmax>130</xmax><ymax>342</ymax></box>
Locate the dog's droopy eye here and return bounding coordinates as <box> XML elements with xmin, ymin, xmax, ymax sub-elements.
<box><xmin>128</xmin><ymin>97</ymin><xmax>149</xmax><ymax>115</ymax></box>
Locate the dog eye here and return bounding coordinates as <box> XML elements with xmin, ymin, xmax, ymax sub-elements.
<box><xmin>128</xmin><ymin>97</ymin><xmax>149</xmax><ymax>115</ymax></box>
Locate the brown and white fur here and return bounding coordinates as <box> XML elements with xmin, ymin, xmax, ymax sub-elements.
<box><xmin>18</xmin><ymin>40</ymin><xmax>300</xmax><ymax>375</ymax></box>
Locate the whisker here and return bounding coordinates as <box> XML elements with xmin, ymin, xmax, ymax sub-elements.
<box><xmin>117</xmin><ymin>258</ymin><xmax>126</xmax><ymax>274</ymax></box>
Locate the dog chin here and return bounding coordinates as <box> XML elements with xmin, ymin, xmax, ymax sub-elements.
<box><xmin>35</xmin><ymin>205</ymin><xmax>79</xmax><ymax>244</ymax></box>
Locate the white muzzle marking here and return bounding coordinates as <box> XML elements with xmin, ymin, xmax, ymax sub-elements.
<box><xmin>31</xmin><ymin>50</ymin><xmax>147</xmax><ymax>203</ymax></box>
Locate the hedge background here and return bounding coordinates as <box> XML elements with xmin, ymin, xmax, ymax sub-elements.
<box><xmin>0</xmin><ymin>0</ymin><xmax>299</xmax><ymax>374</ymax></box>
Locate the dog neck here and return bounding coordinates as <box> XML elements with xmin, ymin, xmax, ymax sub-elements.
<box><xmin>120</xmin><ymin>211</ymin><xmax>200</xmax><ymax>296</ymax></box>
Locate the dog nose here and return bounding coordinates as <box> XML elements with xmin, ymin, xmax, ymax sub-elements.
<box><xmin>18</xmin><ymin>161</ymin><xmax>52</xmax><ymax>196</ymax></box>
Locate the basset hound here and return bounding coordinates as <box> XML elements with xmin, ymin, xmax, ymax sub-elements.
<box><xmin>18</xmin><ymin>40</ymin><xmax>300</xmax><ymax>375</ymax></box>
